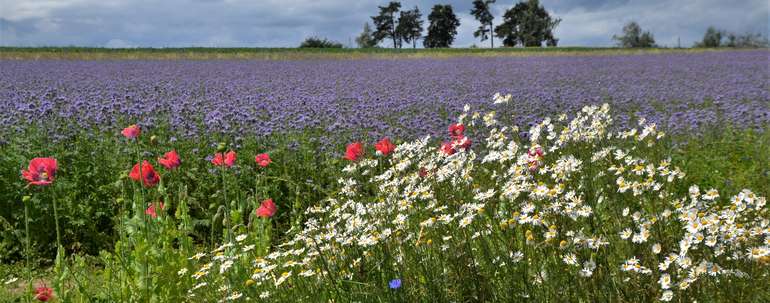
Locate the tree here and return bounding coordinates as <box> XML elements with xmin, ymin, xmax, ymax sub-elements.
<box><xmin>612</xmin><ymin>21</ymin><xmax>656</xmax><ymax>48</ymax></box>
<box><xmin>494</xmin><ymin>0</ymin><xmax>560</xmax><ymax>47</ymax></box>
<box><xmin>471</xmin><ymin>0</ymin><xmax>496</xmax><ymax>48</ymax></box>
<box><xmin>371</xmin><ymin>2</ymin><xmax>402</xmax><ymax>48</ymax></box>
<box><xmin>356</xmin><ymin>23</ymin><xmax>378</xmax><ymax>48</ymax></box>
<box><xmin>396</xmin><ymin>7</ymin><xmax>423</xmax><ymax>49</ymax></box>
<box><xmin>424</xmin><ymin>5</ymin><xmax>460</xmax><ymax>48</ymax></box>
<box><xmin>696</xmin><ymin>26</ymin><xmax>723</xmax><ymax>47</ymax></box>
<box><xmin>299</xmin><ymin>37</ymin><xmax>343</xmax><ymax>48</ymax></box>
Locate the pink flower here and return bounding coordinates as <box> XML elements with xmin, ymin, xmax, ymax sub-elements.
<box><xmin>255</xmin><ymin>153</ymin><xmax>272</xmax><ymax>168</ymax></box>
<box><xmin>121</xmin><ymin>124</ymin><xmax>141</xmax><ymax>139</ymax></box>
<box><xmin>256</xmin><ymin>198</ymin><xmax>277</xmax><ymax>218</ymax></box>
<box><xmin>22</xmin><ymin>158</ymin><xmax>58</xmax><ymax>186</ymax></box>
<box><xmin>212</xmin><ymin>151</ymin><xmax>236</xmax><ymax>167</ymax></box>
<box><xmin>344</xmin><ymin>142</ymin><xmax>364</xmax><ymax>161</ymax></box>
<box><xmin>145</xmin><ymin>202</ymin><xmax>165</xmax><ymax>219</ymax></box>
<box><xmin>453</xmin><ymin>136</ymin><xmax>472</xmax><ymax>150</ymax></box>
<box><xmin>34</xmin><ymin>286</ymin><xmax>54</xmax><ymax>302</ymax></box>
<box><xmin>375</xmin><ymin>138</ymin><xmax>396</xmax><ymax>156</ymax></box>
<box><xmin>158</xmin><ymin>150</ymin><xmax>181</xmax><ymax>170</ymax></box>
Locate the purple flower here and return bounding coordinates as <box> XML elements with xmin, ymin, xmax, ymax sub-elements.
<box><xmin>389</xmin><ymin>278</ymin><xmax>402</xmax><ymax>289</ymax></box>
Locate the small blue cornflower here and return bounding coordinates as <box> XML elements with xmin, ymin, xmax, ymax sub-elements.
<box><xmin>389</xmin><ymin>278</ymin><xmax>402</xmax><ymax>289</ymax></box>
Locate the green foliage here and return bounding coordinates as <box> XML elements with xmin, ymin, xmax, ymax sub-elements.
<box><xmin>470</xmin><ymin>0</ymin><xmax>496</xmax><ymax>48</ymax></box>
<box><xmin>355</xmin><ymin>23</ymin><xmax>379</xmax><ymax>48</ymax></box>
<box><xmin>613</xmin><ymin>21</ymin><xmax>656</xmax><ymax>48</ymax></box>
<box><xmin>395</xmin><ymin>6</ymin><xmax>423</xmax><ymax>49</ymax></box>
<box><xmin>495</xmin><ymin>0</ymin><xmax>560</xmax><ymax>47</ymax></box>
<box><xmin>371</xmin><ymin>1</ymin><xmax>402</xmax><ymax>48</ymax></box>
<box><xmin>299</xmin><ymin>37</ymin><xmax>343</xmax><ymax>49</ymax></box>
<box><xmin>424</xmin><ymin>5</ymin><xmax>461</xmax><ymax>48</ymax></box>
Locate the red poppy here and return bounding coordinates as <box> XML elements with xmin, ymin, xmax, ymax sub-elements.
<box><xmin>344</xmin><ymin>142</ymin><xmax>364</xmax><ymax>161</ymax></box>
<box><xmin>418</xmin><ymin>167</ymin><xmax>428</xmax><ymax>178</ymax></box>
<box><xmin>122</xmin><ymin>124</ymin><xmax>141</xmax><ymax>139</ymax></box>
<box><xmin>145</xmin><ymin>202</ymin><xmax>165</xmax><ymax>219</ymax></box>
<box><xmin>212</xmin><ymin>151</ymin><xmax>236</xmax><ymax>167</ymax></box>
<box><xmin>454</xmin><ymin>136</ymin><xmax>472</xmax><ymax>150</ymax></box>
<box><xmin>21</xmin><ymin>158</ymin><xmax>58</xmax><ymax>186</ymax></box>
<box><xmin>256</xmin><ymin>198</ymin><xmax>277</xmax><ymax>218</ymax></box>
<box><xmin>158</xmin><ymin>150</ymin><xmax>181</xmax><ymax>170</ymax></box>
<box><xmin>375</xmin><ymin>138</ymin><xmax>396</xmax><ymax>156</ymax></box>
<box><xmin>440</xmin><ymin>141</ymin><xmax>456</xmax><ymax>156</ymax></box>
<box><xmin>129</xmin><ymin>160</ymin><xmax>160</xmax><ymax>188</ymax></box>
<box><xmin>255</xmin><ymin>153</ymin><xmax>272</xmax><ymax>168</ymax></box>
<box><xmin>34</xmin><ymin>286</ymin><xmax>54</xmax><ymax>302</ymax></box>
<box><xmin>448</xmin><ymin>123</ymin><xmax>465</xmax><ymax>138</ymax></box>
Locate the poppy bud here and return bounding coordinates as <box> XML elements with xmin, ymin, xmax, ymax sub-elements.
<box><xmin>150</xmin><ymin>135</ymin><xmax>158</xmax><ymax>145</ymax></box>
<box><xmin>22</xmin><ymin>195</ymin><xmax>31</xmax><ymax>203</ymax></box>
<box><xmin>217</xmin><ymin>142</ymin><xmax>227</xmax><ymax>152</ymax></box>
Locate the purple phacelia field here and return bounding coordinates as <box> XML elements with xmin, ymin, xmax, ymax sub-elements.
<box><xmin>1</xmin><ymin>50</ymin><xmax>768</xmax><ymax>142</ymax></box>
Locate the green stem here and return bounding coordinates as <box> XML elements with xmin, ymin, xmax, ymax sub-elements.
<box><xmin>220</xmin><ymin>163</ymin><xmax>232</xmax><ymax>246</ymax></box>
<box><xmin>24</xmin><ymin>200</ymin><xmax>31</xmax><ymax>303</ymax></box>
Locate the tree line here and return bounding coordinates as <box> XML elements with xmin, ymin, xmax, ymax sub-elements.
<box><xmin>355</xmin><ymin>0</ymin><xmax>558</xmax><ymax>49</ymax></box>
<box><xmin>300</xmin><ymin>0</ymin><xmax>767</xmax><ymax>49</ymax></box>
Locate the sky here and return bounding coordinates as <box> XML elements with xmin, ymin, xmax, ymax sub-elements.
<box><xmin>0</xmin><ymin>0</ymin><xmax>768</xmax><ymax>48</ymax></box>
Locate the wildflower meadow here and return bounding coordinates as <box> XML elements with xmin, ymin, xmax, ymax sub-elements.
<box><xmin>0</xmin><ymin>50</ymin><xmax>769</xmax><ymax>302</ymax></box>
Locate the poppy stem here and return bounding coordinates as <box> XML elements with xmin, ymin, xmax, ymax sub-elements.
<box><xmin>220</xmin><ymin>162</ymin><xmax>232</xmax><ymax>247</ymax></box>
<box><xmin>51</xmin><ymin>186</ymin><xmax>62</xmax><ymax>263</ymax></box>
<box><xmin>24</xmin><ymin>198</ymin><xmax>32</xmax><ymax>303</ymax></box>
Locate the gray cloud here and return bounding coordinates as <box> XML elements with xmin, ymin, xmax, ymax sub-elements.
<box><xmin>0</xmin><ymin>0</ymin><xmax>767</xmax><ymax>48</ymax></box>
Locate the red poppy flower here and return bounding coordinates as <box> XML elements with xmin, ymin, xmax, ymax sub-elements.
<box><xmin>418</xmin><ymin>167</ymin><xmax>428</xmax><ymax>178</ymax></box>
<box><xmin>448</xmin><ymin>123</ymin><xmax>465</xmax><ymax>138</ymax></box>
<box><xmin>440</xmin><ymin>141</ymin><xmax>456</xmax><ymax>156</ymax></box>
<box><xmin>528</xmin><ymin>146</ymin><xmax>544</xmax><ymax>158</ymax></box>
<box><xmin>344</xmin><ymin>142</ymin><xmax>364</xmax><ymax>161</ymax></box>
<box><xmin>375</xmin><ymin>137</ymin><xmax>396</xmax><ymax>156</ymax></box>
<box><xmin>122</xmin><ymin>124</ymin><xmax>141</xmax><ymax>139</ymax></box>
<box><xmin>21</xmin><ymin>158</ymin><xmax>58</xmax><ymax>186</ymax></box>
<box><xmin>129</xmin><ymin>160</ymin><xmax>160</xmax><ymax>188</ymax></box>
<box><xmin>145</xmin><ymin>202</ymin><xmax>165</xmax><ymax>219</ymax></box>
<box><xmin>34</xmin><ymin>286</ymin><xmax>54</xmax><ymax>302</ymax></box>
<box><xmin>255</xmin><ymin>153</ymin><xmax>272</xmax><ymax>168</ymax></box>
<box><xmin>454</xmin><ymin>136</ymin><xmax>472</xmax><ymax>150</ymax></box>
<box><xmin>256</xmin><ymin>198</ymin><xmax>277</xmax><ymax>218</ymax></box>
<box><xmin>158</xmin><ymin>150</ymin><xmax>181</xmax><ymax>170</ymax></box>
<box><xmin>212</xmin><ymin>151</ymin><xmax>236</xmax><ymax>167</ymax></box>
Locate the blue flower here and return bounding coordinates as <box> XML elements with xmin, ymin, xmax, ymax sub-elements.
<box><xmin>389</xmin><ymin>278</ymin><xmax>402</xmax><ymax>289</ymax></box>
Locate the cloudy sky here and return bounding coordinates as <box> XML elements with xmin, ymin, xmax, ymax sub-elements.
<box><xmin>1</xmin><ymin>0</ymin><xmax>767</xmax><ymax>48</ymax></box>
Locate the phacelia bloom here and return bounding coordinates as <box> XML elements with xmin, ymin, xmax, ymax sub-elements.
<box><xmin>440</xmin><ymin>141</ymin><xmax>456</xmax><ymax>156</ymax></box>
<box><xmin>129</xmin><ymin>160</ymin><xmax>160</xmax><ymax>188</ymax></box>
<box><xmin>375</xmin><ymin>137</ymin><xmax>396</xmax><ymax>156</ymax></box>
<box><xmin>34</xmin><ymin>286</ymin><xmax>54</xmax><ymax>302</ymax></box>
<box><xmin>255</xmin><ymin>153</ymin><xmax>272</xmax><ymax>168</ymax></box>
<box><xmin>212</xmin><ymin>151</ymin><xmax>237</xmax><ymax>167</ymax></box>
<box><xmin>448</xmin><ymin>123</ymin><xmax>465</xmax><ymax>138</ymax></box>
<box><xmin>344</xmin><ymin>142</ymin><xmax>364</xmax><ymax>161</ymax></box>
<box><xmin>121</xmin><ymin>124</ymin><xmax>141</xmax><ymax>139</ymax></box>
<box><xmin>256</xmin><ymin>198</ymin><xmax>277</xmax><ymax>218</ymax></box>
<box><xmin>454</xmin><ymin>136</ymin><xmax>472</xmax><ymax>150</ymax></box>
<box><xmin>158</xmin><ymin>150</ymin><xmax>181</xmax><ymax>170</ymax></box>
<box><xmin>21</xmin><ymin>158</ymin><xmax>58</xmax><ymax>186</ymax></box>
<box><xmin>145</xmin><ymin>202</ymin><xmax>165</xmax><ymax>219</ymax></box>
<box><xmin>389</xmin><ymin>279</ymin><xmax>402</xmax><ymax>289</ymax></box>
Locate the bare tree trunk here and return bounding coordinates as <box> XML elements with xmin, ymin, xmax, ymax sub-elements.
<box><xmin>490</xmin><ymin>23</ymin><xmax>494</xmax><ymax>48</ymax></box>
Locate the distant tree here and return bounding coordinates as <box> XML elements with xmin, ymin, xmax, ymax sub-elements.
<box><xmin>299</xmin><ymin>37</ymin><xmax>343</xmax><ymax>48</ymax></box>
<box><xmin>471</xmin><ymin>0</ymin><xmax>496</xmax><ymax>48</ymax></box>
<box><xmin>728</xmin><ymin>32</ymin><xmax>768</xmax><ymax>48</ymax></box>
<box><xmin>494</xmin><ymin>0</ymin><xmax>560</xmax><ymax>47</ymax></box>
<box><xmin>356</xmin><ymin>23</ymin><xmax>379</xmax><ymax>48</ymax></box>
<box><xmin>424</xmin><ymin>4</ymin><xmax>460</xmax><ymax>48</ymax></box>
<box><xmin>612</xmin><ymin>21</ymin><xmax>656</xmax><ymax>48</ymax></box>
<box><xmin>372</xmin><ymin>2</ymin><xmax>402</xmax><ymax>48</ymax></box>
<box><xmin>396</xmin><ymin>7</ymin><xmax>423</xmax><ymax>49</ymax></box>
<box><xmin>696</xmin><ymin>26</ymin><xmax>723</xmax><ymax>47</ymax></box>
